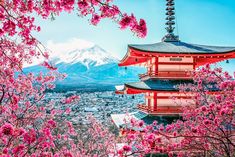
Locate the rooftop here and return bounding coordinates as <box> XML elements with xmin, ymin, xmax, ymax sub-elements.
<box><xmin>111</xmin><ymin>111</ymin><xmax>179</xmax><ymax>128</ymax></box>
<box><xmin>129</xmin><ymin>41</ymin><xmax>235</xmax><ymax>54</ymax></box>
<box><xmin>125</xmin><ymin>79</ymin><xmax>193</xmax><ymax>91</ymax></box>
<box><xmin>116</xmin><ymin>78</ymin><xmax>219</xmax><ymax>93</ymax></box>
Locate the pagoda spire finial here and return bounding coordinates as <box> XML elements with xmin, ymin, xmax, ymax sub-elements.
<box><xmin>162</xmin><ymin>0</ymin><xmax>179</xmax><ymax>42</ymax></box>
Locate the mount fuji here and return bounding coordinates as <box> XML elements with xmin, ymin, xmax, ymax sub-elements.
<box><xmin>51</xmin><ymin>45</ymin><xmax>118</xmax><ymax>68</ymax></box>
<box><xmin>24</xmin><ymin>39</ymin><xmax>145</xmax><ymax>91</ymax></box>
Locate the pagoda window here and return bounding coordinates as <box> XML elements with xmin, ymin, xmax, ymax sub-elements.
<box><xmin>146</xmin><ymin>58</ymin><xmax>158</xmax><ymax>75</ymax></box>
<box><xmin>150</xmin><ymin>98</ymin><xmax>154</xmax><ymax>109</ymax></box>
<box><xmin>151</xmin><ymin>57</ymin><xmax>156</xmax><ymax>63</ymax></box>
<box><xmin>145</xmin><ymin>92</ymin><xmax>155</xmax><ymax>111</ymax></box>
<box><xmin>146</xmin><ymin>59</ymin><xmax>150</xmax><ymax>73</ymax></box>
<box><xmin>145</xmin><ymin>92</ymin><xmax>150</xmax><ymax>106</ymax></box>
<box><xmin>152</xmin><ymin>65</ymin><xmax>156</xmax><ymax>73</ymax></box>
<box><xmin>147</xmin><ymin>59</ymin><xmax>151</xmax><ymax>66</ymax></box>
<box><xmin>145</xmin><ymin>97</ymin><xmax>149</xmax><ymax>105</ymax></box>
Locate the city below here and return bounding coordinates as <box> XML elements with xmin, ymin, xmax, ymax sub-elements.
<box><xmin>44</xmin><ymin>90</ymin><xmax>144</xmax><ymax>128</ymax></box>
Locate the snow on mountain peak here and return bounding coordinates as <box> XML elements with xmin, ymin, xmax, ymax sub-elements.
<box><xmin>53</xmin><ymin>44</ymin><xmax>118</xmax><ymax>67</ymax></box>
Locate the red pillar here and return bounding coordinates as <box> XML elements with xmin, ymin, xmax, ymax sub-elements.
<box><xmin>155</xmin><ymin>57</ymin><xmax>158</xmax><ymax>76</ymax></box>
<box><xmin>193</xmin><ymin>57</ymin><xmax>196</xmax><ymax>70</ymax></box>
<box><xmin>146</xmin><ymin>93</ymin><xmax>150</xmax><ymax>112</ymax></box>
<box><xmin>153</xmin><ymin>92</ymin><xmax>157</xmax><ymax>111</ymax></box>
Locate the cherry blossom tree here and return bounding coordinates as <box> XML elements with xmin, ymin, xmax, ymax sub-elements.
<box><xmin>0</xmin><ymin>0</ymin><xmax>147</xmax><ymax>156</ymax></box>
<box><xmin>120</xmin><ymin>65</ymin><xmax>235</xmax><ymax>157</ymax></box>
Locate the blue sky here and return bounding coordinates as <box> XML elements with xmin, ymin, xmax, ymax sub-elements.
<box><xmin>34</xmin><ymin>0</ymin><xmax>235</xmax><ymax>72</ymax></box>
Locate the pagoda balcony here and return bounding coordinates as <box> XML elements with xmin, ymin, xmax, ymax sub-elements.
<box><xmin>137</xmin><ymin>104</ymin><xmax>182</xmax><ymax>115</ymax></box>
<box><xmin>139</xmin><ymin>71</ymin><xmax>191</xmax><ymax>80</ymax></box>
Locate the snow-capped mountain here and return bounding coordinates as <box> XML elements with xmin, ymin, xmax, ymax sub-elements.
<box><xmin>24</xmin><ymin>39</ymin><xmax>145</xmax><ymax>91</ymax></box>
<box><xmin>51</xmin><ymin>45</ymin><xmax>118</xmax><ymax>68</ymax></box>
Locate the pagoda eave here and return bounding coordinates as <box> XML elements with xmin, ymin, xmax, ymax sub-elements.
<box><xmin>124</xmin><ymin>83</ymin><xmax>178</xmax><ymax>92</ymax></box>
<box><xmin>118</xmin><ymin>50</ymin><xmax>149</xmax><ymax>66</ymax></box>
<box><xmin>116</xmin><ymin>79</ymin><xmax>218</xmax><ymax>95</ymax></box>
<box><xmin>128</xmin><ymin>41</ymin><xmax>235</xmax><ymax>55</ymax></box>
<box><xmin>111</xmin><ymin>111</ymin><xmax>180</xmax><ymax>129</ymax></box>
<box><xmin>116</xmin><ymin>80</ymin><xmax>184</xmax><ymax>95</ymax></box>
<box><xmin>130</xmin><ymin>47</ymin><xmax>235</xmax><ymax>57</ymax></box>
<box><xmin>118</xmin><ymin>42</ymin><xmax>235</xmax><ymax>67</ymax></box>
<box><xmin>115</xmin><ymin>86</ymin><xmax>145</xmax><ymax>95</ymax></box>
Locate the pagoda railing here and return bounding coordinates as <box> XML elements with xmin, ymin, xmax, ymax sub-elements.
<box><xmin>137</xmin><ymin>104</ymin><xmax>182</xmax><ymax>115</ymax></box>
<box><xmin>139</xmin><ymin>71</ymin><xmax>192</xmax><ymax>80</ymax></box>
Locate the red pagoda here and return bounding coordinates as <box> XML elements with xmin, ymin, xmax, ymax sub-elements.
<box><xmin>111</xmin><ymin>0</ymin><xmax>235</xmax><ymax>128</ymax></box>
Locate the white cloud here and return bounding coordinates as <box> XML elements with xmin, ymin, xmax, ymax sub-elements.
<box><xmin>47</xmin><ymin>38</ymin><xmax>95</xmax><ymax>57</ymax></box>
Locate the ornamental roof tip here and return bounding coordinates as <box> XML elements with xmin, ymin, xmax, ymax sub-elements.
<box><xmin>162</xmin><ymin>0</ymin><xmax>180</xmax><ymax>42</ymax></box>
<box><xmin>162</xmin><ymin>34</ymin><xmax>180</xmax><ymax>42</ymax></box>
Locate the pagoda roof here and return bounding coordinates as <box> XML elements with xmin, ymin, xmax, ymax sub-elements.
<box><xmin>119</xmin><ymin>41</ymin><xmax>235</xmax><ymax>66</ymax></box>
<box><xmin>111</xmin><ymin>111</ymin><xmax>179</xmax><ymax>128</ymax></box>
<box><xmin>125</xmin><ymin>79</ymin><xmax>193</xmax><ymax>92</ymax></box>
<box><xmin>133</xmin><ymin>111</ymin><xmax>179</xmax><ymax>125</ymax></box>
<box><xmin>129</xmin><ymin>41</ymin><xmax>235</xmax><ymax>54</ymax></box>
<box><xmin>116</xmin><ymin>78</ymin><xmax>218</xmax><ymax>94</ymax></box>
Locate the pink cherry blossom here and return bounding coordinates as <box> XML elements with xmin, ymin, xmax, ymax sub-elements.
<box><xmin>91</xmin><ymin>14</ymin><xmax>101</xmax><ymax>25</ymax></box>
<box><xmin>1</xmin><ymin>123</ymin><xmax>14</xmax><ymax>136</ymax></box>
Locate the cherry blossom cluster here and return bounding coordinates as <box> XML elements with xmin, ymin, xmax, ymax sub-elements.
<box><xmin>1</xmin><ymin>0</ymin><xmax>147</xmax><ymax>48</ymax></box>
<box><xmin>77</xmin><ymin>0</ymin><xmax>147</xmax><ymax>37</ymax></box>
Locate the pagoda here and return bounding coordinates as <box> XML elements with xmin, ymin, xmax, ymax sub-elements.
<box><xmin>111</xmin><ymin>0</ymin><xmax>235</xmax><ymax>128</ymax></box>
